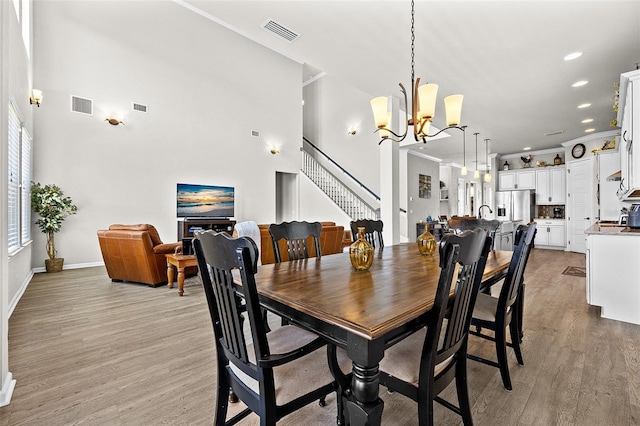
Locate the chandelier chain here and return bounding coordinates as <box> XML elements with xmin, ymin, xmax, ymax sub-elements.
<box><xmin>410</xmin><ymin>0</ymin><xmax>415</xmax><ymax>83</ymax></box>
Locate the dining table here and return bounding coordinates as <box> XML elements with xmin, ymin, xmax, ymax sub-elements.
<box><xmin>252</xmin><ymin>242</ymin><xmax>512</xmax><ymax>426</ymax></box>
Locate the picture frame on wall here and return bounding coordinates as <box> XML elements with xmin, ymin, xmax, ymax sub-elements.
<box><xmin>419</xmin><ymin>174</ymin><xmax>431</xmax><ymax>199</ymax></box>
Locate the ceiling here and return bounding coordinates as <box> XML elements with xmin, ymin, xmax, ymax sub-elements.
<box><xmin>181</xmin><ymin>0</ymin><xmax>640</xmax><ymax>167</ymax></box>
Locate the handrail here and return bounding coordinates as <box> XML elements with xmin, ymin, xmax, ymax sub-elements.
<box><xmin>303</xmin><ymin>137</ymin><xmax>380</xmax><ymax>201</ymax></box>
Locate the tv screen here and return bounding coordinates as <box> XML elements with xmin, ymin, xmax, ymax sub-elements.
<box><xmin>177</xmin><ymin>183</ymin><xmax>235</xmax><ymax>218</ymax></box>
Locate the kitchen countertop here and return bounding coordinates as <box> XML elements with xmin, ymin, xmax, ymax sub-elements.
<box><xmin>585</xmin><ymin>223</ymin><xmax>640</xmax><ymax>235</ymax></box>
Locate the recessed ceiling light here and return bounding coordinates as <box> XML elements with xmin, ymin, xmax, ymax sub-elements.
<box><xmin>578</xmin><ymin>103</ymin><xmax>591</xmax><ymax>109</ymax></box>
<box><xmin>585</xmin><ymin>128</ymin><xmax>596</xmax><ymax>133</ymax></box>
<box><xmin>572</xmin><ymin>80</ymin><xmax>588</xmax><ymax>88</ymax></box>
<box><xmin>523</xmin><ymin>147</ymin><xmax>531</xmax><ymax>151</ymax></box>
<box><xmin>564</xmin><ymin>52</ymin><xmax>583</xmax><ymax>61</ymax></box>
<box><xmin>582</xmin><ymin>118</ymin><xmax>594</xmax><ymax>123</ymax></box>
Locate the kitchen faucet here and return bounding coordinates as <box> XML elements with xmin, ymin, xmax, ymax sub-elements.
<box><xmin>478</xmin><ymin>204</ymin><xmax>493</xmax><ymax>219</ymax></box>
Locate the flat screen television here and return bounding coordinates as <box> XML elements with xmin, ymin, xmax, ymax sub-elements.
<box><xmin>176</xmin><ymin>183</ymin><xmax>234</xmax><ymax>218</ymax></box>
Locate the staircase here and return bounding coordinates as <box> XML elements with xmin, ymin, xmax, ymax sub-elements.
<box><xmin>301</xmin><ymin>139</ymin><xmax>380</xmax><ymax>221</ymax></box>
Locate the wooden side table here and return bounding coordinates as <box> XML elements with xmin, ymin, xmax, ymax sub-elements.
<box><xmin>165</xmin><ymin>254</ymin><xmax>198</xmax><ymax>296</ymax></box>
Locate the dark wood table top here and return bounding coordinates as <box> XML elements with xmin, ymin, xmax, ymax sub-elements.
<box><xmin>254</xmin><ymin>243</ymin><xmax>512</xmax><ymax>341</ymax></box>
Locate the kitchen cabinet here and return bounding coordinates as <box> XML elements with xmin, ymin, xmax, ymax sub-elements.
<box><xmin>617</xmin><ymin>69</ymin><xmax>640</xmax><ymax>200</ymax></box>
<box><xmin>498</xmin><ymin>169</ymin><xmax>535</xmax><ymax>190</ymax></box>
<box><xmin>534</xmin><ymin>219</ymin><xmax>565</xmax><ymax>248</ymax></box>
<box><xmin>535</xmin><ymin>166</ymin><xmax>566</xmax><ymax>205</ymax></box>
<box><xmin>596</xmin><ymin>150</ymin><xmax>623</xmax><ymax>221</ymax></box>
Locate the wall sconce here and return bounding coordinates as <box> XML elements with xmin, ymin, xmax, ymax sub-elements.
<box><xmin>270</xmin><ymin>147</ymin><xmax>280</xmax><ymax>154</ymax></box>
<box><xmin>30</xmin><ymin>89</ymin><xmax>43</xmax><ymax>107</ymax></box>
<box><xmin>105</xmin><ymin>117</ymin><xmax>123</xmax><ymax>126</ymax></box>
<box><xmin>347</xmin><ymin>128</ymin><xmax>357</xmax><ymax>135</ymax></box>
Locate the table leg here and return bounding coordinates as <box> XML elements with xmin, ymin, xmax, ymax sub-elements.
<box><xmin>167</xmin><ymin>262</ymin><xmax>175</xmax><ymax>289</ymax></box>
<box><xmin>343</xmin><ymin>362</ymin><xmax>384</xmax><ymax>426</ymax></box>
<box><xmin>177</xmin><ymin>266</ymin><xmax>185</xmax><ymax>296</ymax></box>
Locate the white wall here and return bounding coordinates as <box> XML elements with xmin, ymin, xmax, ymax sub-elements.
<box><xmin>32</xmin><ymin>1</ymin><xmax>304</xmax><ymax>268</ymax></box>
<box><xmin>406</xmin><ymin>152</ymin><xmax>440</xmax><ymax>240</ymax></box>
<box><xmin>1</xmin><ymin>0</ymin><xmax>33</xmax><ymax>406</ymax></box>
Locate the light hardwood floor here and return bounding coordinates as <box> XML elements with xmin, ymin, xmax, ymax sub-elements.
<box><xmin>0</xmin><ymin>248</ymin><xmax>639</xmax><ymax>425</ymax></box>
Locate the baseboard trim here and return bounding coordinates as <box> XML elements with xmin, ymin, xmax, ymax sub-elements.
<box><xmin>32</xmin><ymin>261</ymin><xmax>104</xmax><ymax>274</ymax></box>
<box><xmin>9</xmin><ymin>270</ymin><xmax>33</xmax><ymax>318</ymax></box>
<box><xmin>0</xmin><ymin>372</ymin><xmax>16</xmax><ymax>407</ymax></box>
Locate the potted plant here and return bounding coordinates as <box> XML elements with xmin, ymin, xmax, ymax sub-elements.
<box><xmin>31</xmin><ymin>182</ymin><xmax>77</xmax><ymax>272</ymax></box>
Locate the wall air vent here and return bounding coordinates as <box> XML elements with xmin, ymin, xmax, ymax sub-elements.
<box><xmin>71</xmin><ymin>96</ymin><xmax>93</xmax><ymax>115</ymax></box>
<box><xmin>544</xmin><ymin>130</ymin><xmax>564</xmax><ymax>136</ymax></box>
<box><xmin>261</xmin><ymin>19</ymin><xmax>300</xmax><ymax>43</ymax></box>
<box><xmin>251</xmin><ymin>130</ymin><xmax>260</xmax><ymax>138</ymax></box>
<box><xmin>132</xmin><ymin>102</ymin><xmax>148</xmax><ymax>113</ymax></box>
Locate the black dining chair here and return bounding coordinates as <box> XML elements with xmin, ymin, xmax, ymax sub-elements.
<box><xmin>194</xmin><ymin>231</ymin><xmax>338</xmax><ymax>425</ymax></box>
<box><xmin>374</xmin><ymin>229</ymin><xmax>491</xmax><ymax>425</ymax></box>
<box><xmin>268</xmin><ymin>221</ymin><xmax>322</xmax><ymax>263</ymax></box>
<box><xmin>467</xmin><ymin>223</ymin><xmax>537</xmax><ymax>391</ymax></box>
<box><xmin>350</xmin><ymin>219</ymin><xmax>384</xmax><ymax>249</ymax></box>
<box><xmin>448</xmin><ymin>217</ymin><xmax>501</xmax><ymax>250</ymax></box>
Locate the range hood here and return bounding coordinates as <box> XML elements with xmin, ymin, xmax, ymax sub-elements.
<box><xmin>607</xmin><ymin>170</ymin><xmax>622</xmax><ymax>181</ymax></box>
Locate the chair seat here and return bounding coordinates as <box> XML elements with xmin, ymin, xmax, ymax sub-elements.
<box><xmin>472</xmin><ymin>293</ymin><xmax>498</xmax><ymax>322</ymax></box>
<box><xmin>377</xmin><ymin>329</ymin><xmax>454</xmax><ymax>386</ymax></box>
<box><xmin>230</xmin><ymin>325</ymin><xmax>349</xmax><ymax>405</ymax></box>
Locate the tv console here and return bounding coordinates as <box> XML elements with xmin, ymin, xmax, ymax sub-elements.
<box><xmin>177</xmin><ymin>218</ymin><xmax>236</xmax><ymax>241</ymax></box>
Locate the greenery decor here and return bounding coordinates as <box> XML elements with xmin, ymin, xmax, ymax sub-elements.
<box><xmin>31</xmin><ymin>182</ymin><xmax>77</xmax><ymax>266</ymax></box>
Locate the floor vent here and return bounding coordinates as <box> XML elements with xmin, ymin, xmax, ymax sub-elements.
<box><xmin>261</xmin><ymin>19</ymin><xmax>299</xmax><ymax>43</ymax></box>
<box><xmin>132</xmin><ymin>102</ymin><xmax>148</xmax><ymax>113</ymax></box>
<box><xmin>71</xmin><ymin>96</ymin><xmax>93</xmax><ymax>115</ymax></box>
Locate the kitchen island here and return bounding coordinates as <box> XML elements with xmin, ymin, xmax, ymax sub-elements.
<box><xmin>585</xmin><ymin>223</ymin><xmax>640</xmax><ymax>325</ymax></box>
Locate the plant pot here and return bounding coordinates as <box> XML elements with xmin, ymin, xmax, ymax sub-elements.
<box><xmin>45</xmin><ymin>258</ymin><xmax>64</xmax><ymax>273</ymax></box>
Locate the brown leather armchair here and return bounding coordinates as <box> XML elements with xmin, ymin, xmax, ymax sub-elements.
<box><xmin>97</xmin><ymin>224</ymin><xmax>193</xmax><ymax>286</ymax></box>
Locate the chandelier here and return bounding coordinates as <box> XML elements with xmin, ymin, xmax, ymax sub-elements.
<box><xmin>370</xmin><ymin>0</ymin><xmax>465</xmax><ymax>144</ymax></box>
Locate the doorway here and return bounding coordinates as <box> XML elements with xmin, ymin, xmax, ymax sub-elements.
<box><xmin>275</xmin><ymin>172</ymin><xmax>298</xmax><ymax>223</ymax></box>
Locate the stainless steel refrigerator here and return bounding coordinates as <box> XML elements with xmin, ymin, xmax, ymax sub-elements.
<box><xmin>495</xmin><ymin>189</ymin><xmax>536</xmax><ymax>223</ymax></box>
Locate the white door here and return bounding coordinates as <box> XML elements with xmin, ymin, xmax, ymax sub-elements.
<box><xmin>567</xmin><ymin>158</ymin><xmax>593</xmax><ymax>253</ymax></box>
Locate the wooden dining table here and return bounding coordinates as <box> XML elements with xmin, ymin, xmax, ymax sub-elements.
<box><xmin>253</xmin><ymin>242</ymin><xmax>512</xmax><ymax>426</ymax></box>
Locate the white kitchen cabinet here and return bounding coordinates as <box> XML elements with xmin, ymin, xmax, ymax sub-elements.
<box><xmin>534</xmin><ymin>219</ymin><xmax>565</xmax><ymax>248</ymax></box>
<box><xmin>617</xmin><ymin>70</ymin><xmax>640</xmax><ymax>200</ymax></box>
<box><xmin>498</xmin><ymin>169</ymin><xmax>535</xmax><ymax>190</ymax></box>
<box><xmin>535</xmin><ymin>166</ymin><xmax>566</xmax><ymax>205</ymax></box>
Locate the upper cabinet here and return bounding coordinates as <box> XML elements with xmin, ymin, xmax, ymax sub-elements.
<box><xmin>498</xmin><ymin>169</ymin><xmax>535</xmax><ymax>190</ymax></box>
<box><xmin>536</xmin><ymin>166</ymin><xmax>566</xmax><ymax>205</ymax></box>
<box><xmin>617</xmin><ymin>69</ymin><xmax>640</xmax><ymax>200</ymax></box>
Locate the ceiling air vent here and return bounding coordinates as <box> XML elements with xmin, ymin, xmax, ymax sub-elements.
<box><xmin>71</xmin><ymin>96</ymin><xmax>93</xmax><ymax>115</ymax></box>
<box><xmin>132</xmin><ymin>102</ymin><xmax>148</xmax><ymax>113</ymax></box>
<box><xmin>261</xmin><ymin>19</ymin><xmax>300</xmax><ymax>43</ymax></box>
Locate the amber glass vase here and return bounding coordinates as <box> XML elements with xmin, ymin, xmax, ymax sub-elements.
<box><xmin>349</xmin><ymin>227</ymin><xmax>374</xmax><ymax>271</ymax></box>
<box><xmin>417</xmin><ymin>224</ymin><xmax>437</xmax><ymax>256</ymax></box>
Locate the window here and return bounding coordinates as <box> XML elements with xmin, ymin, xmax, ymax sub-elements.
<box><xmin>8</xmin><ymin>102</ymin><xmax>32</xmax><ymax>254</ymax></box>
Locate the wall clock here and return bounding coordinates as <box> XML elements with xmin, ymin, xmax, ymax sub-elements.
<box><xmin>571</xmin><ymin>143</ymin><xmax>586</xmax><ymax>159</ymax></box>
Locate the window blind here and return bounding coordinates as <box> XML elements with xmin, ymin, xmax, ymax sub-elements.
<box><xmin>8</xmin><ymin>102</ymin><xmax>21</xmax><ymax>253</ymax></box>
<box><xmin>21</xmin><ymin>128</ymin><xmax>32</xmax><ymax>244</ymax></box>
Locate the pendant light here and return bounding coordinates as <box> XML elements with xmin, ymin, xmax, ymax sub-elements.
<box><xmin>473</xmin><ymin>132</ymin><xmax>480</xmax><ymax>179</ymax></box>
<box><xmin>370</xmin><ymin>0</ymin><xmax>465</xmax><ymax>145</ymax></box>
<box><xmin>461</xmin><ymin>128</ymin><xmax>468</xmax><ymax>176</ymax></box>
<box><xmin>484</xmin><ymin>139</ymin><xmax>492</xmax><ymax>183</ymax></box>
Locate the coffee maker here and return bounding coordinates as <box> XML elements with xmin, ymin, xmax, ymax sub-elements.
<box><xmin>553</xmin><ymin>207</ymin><xmax>562</xmax><ymax>218</ymax></box>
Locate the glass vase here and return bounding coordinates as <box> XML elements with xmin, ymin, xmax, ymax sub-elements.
<box><xmin>349</xmin><ymin>227</ymin><xmax>374</xmax><ymax>271</ymax></box>
<box><xmin>417</xmin><ymin>224</ymin><xmax>437</xmax><ymax>256</ymax></box>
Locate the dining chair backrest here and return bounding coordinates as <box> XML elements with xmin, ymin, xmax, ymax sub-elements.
<box><xmin>377</xmin><ymin>228</ymin><xmax>491</xmax><ymax>424</ymax></box>
<box><xmin>268</xmin><ymin>221</ymin><xmax>322</xmax><ymax>263</ymax></box>
<box><xmin>448</xmin><ymin>217</ymin><xmax>500</xmax><ymax>249</ymax></box>
<box><xmin>499</xmin><ymin>223</ymin><xmax>536</xmax><ymax>313</ymax></box>
<box><xmin>350</xmin><ymin>219</ymin><xmax>384</xmax><ymax>249</ymax></box>
<box><xmin>435</xmin><ymin>229</ymin><xmax>492</xmax><ymax>368</ymax></box>
<box><xmin>194</xmin><ymin>231</ymin><xmax>262</xmax><ymax>379</ymax></box>
<box><xmin>194</xmin><ymin>230</ymin><xmax>337</xmax><ymax>424</ymax></box>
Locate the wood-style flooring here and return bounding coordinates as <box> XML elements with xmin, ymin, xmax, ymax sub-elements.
<box><xmin>0</xmin><ymin>248</ymin><xmax>639</xmax><ymax>425</ymax></box>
